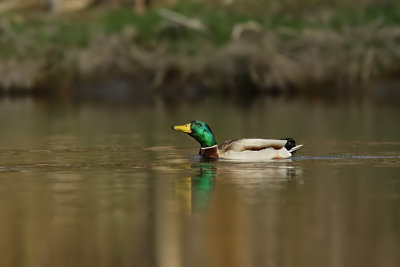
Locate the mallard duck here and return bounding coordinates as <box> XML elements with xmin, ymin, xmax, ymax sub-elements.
<box><xmin>172</xmin><ymin>120</ymin><xmax>302</xmax><ymax>160</ymax></box>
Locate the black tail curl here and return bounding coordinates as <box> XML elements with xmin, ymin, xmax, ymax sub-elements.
<box><xmin>282</xmin><ymin>138</ymin><xmax>298</xmax><ymax>154</ymax></box>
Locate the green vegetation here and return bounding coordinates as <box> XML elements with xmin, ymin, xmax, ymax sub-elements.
<box><xmin>0</xmin><ymin>0</ymin><xmax>400</xmax><ymax>97</ymax></box>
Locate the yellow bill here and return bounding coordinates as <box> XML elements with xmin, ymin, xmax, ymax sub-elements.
<box><xmin>172</xmin><ymin>123</ymin><xmax>192</xmax><ymax>133</ymax></box>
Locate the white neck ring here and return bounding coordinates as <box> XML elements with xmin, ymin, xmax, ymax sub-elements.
<box><xmin>200</xmin><ymin>145</ymin><xmax>218</xmax><ymax>150</ymax></box>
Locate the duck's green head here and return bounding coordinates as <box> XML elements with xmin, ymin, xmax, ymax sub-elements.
<box><xmin>172</xmin><ymin>120</ymin><xmax>217</xmax><ymax>148</ymax></box>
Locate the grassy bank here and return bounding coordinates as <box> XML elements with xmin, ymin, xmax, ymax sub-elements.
<box><xmin>1</xmin><ymin>1</ymin><xmax>400</xmax><ymax>99</ymax></box>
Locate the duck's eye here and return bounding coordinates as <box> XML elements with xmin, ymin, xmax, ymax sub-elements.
<box><xmin>195</xmin><ymin>123</ymin><xmax>202</xmax><ymax>127</ymax></box>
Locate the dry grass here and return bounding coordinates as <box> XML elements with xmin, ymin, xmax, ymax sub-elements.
<box><xmin>202</xmin><ymin>25</ymin><xmax>400</xmax><ymax>95</ymax></box>
<box><xmin>2</xmin><ymin>24</ymin><xmax>400</xmax><ymax>96</ymax></box>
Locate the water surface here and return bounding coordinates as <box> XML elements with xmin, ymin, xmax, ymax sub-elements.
<box><xmin>0</xmin><ymin>97</ymin><xmax>399</xmax><ymax>267</ymax></box>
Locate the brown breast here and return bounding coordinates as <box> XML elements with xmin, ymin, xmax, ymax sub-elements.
<box><xmin>199</xmin><ymin>146</ymin><xmax>220</xmax><ymax>159</ymax></box>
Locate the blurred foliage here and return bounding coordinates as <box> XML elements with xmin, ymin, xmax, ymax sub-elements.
<box><xmin>0</xmin><ymin>0</ymin><xmax>400</xmax><ymax>96</ymax></box>
<box><xmin>1</xmin><ymin>0</ymin><xmax>399</xmax><ymax>51</ymax></box>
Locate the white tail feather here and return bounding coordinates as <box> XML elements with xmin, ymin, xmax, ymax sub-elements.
<box><xmin>289</xmin><ymin>145</ymin><xmax>303</xmax><ymax>153</ymax></box>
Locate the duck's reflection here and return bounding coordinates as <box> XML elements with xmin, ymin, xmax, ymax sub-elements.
<box><xmin>171</xmin><ymin>160</ymin><xmax>304</xmax><ymax>267</ymax></box>
<box><xmin>178</xmin><ymin>159</ymin><xmax>302</xmax><ymax>213</ymax></box>
<box><xmin>190</xmin><ymin>161</ymin><xmax>216</xmax><ymax>211</ymax></box>
<box><xmin>176</xmin><ymin>161</ymin><xmax>216</xmax><ymax>213</ymax></box>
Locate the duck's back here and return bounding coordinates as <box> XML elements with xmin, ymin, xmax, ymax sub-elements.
<box><xmin>218</xmin><ymin>138</ymin><xmax>288</xmax><ymax>153</ymax></box>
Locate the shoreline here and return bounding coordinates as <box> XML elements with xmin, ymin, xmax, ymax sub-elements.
<box><xmin>1</xmin><ymin>3</ymin><xmax>400</xmax><ymax>98</ymax></box>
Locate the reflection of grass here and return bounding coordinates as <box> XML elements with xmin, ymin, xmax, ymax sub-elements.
<box><xmin>1</xmin><ymin>2</ymin><xmax>400</xmax><ymax>95</ymax></box>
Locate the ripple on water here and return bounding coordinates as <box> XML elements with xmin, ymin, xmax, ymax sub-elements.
<box><xmin>293</xmin><ymin>153</ymin><xmax>400</xmax><ymax>167</ymax></box>
<box><xmin>294</xmin><ymin>153</ymin><xmax>400</xmax><ymax>160</ymax></box>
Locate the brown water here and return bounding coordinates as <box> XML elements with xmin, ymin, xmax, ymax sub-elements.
<box><xmin>0</xmin><ymin>97</ymin><xmax>399</xmax><ymax>267</ymax></box>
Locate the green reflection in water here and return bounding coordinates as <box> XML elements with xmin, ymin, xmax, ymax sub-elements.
<box><xmin>191</xmin><ymin>161</ymin><xmax>216</xmax><ymax>212</ymax></box>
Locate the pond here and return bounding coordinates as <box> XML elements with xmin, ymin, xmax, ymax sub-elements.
<box><xmin>0</xmin><ymin>96</ymin><xmax>399</xmax><ymax>267</ymax></box>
